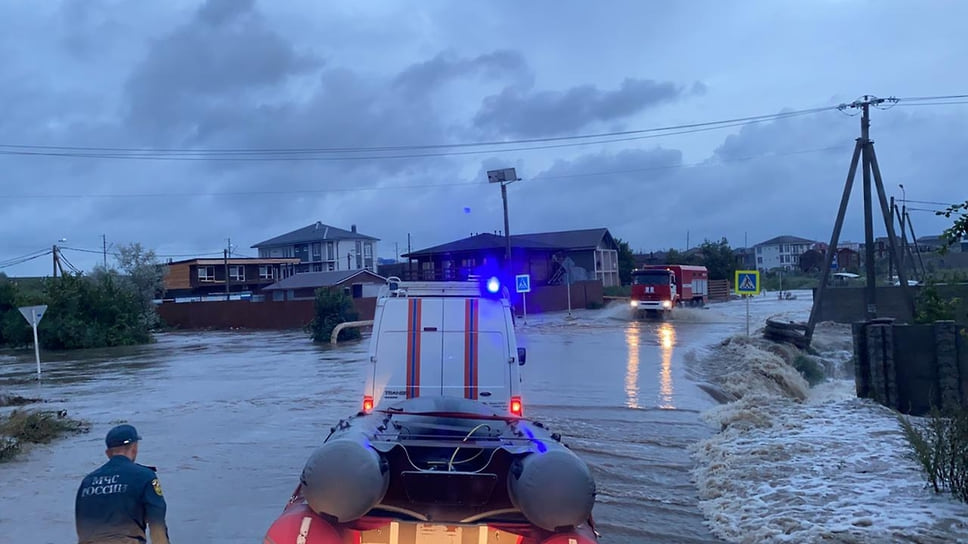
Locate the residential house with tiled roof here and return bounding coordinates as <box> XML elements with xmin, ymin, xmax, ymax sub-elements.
<box><xmin>753</xmin><ymin>235</ymin><xmax>819</xmax><ymax>271</ymax></box>
<box><xmin>252</xmin><ymin>221</ymin><xmax>379</xmax><ymax>274</ymax></box>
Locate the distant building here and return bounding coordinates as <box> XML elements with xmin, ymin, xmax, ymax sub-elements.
<box><xmin>164</xmin><ymin>257</ymin><xmax>300</xmax><ymax>298</ymax></box>
<box><xmin>403</xmin><ymin>228</ymin><xmax>620</xmax><ymax>287</ymax></box>
<box><xmin>753</xmin><ymin>235</ymin><xmax>818</xmax><ymax>271</ymax></box>
<box><xmin>262</xmin><ymin>269</ymin><xmax>386</xmax><ymax>301</ymax></box>
<box><xmin>252</xmin><ymin>221</ymin><xmax>379</xmax><ymax>274</ymax></box>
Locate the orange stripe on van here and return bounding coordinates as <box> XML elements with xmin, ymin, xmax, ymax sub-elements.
<box><xmin>406</xmin><ymin>299</ymin><xmax>422</xmax><ymax>399</ymax></box>
<box><xmin>464</xmin><ymin>298</ymin><xmax>479</xmax><ymax>400</ymax></box>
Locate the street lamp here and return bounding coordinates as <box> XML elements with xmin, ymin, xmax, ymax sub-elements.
<box><xmin>487</xmin><ymin>168</ymin><xmax>520</xmax><ymax>276</ymax></box>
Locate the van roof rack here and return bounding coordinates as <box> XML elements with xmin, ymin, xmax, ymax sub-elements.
<box><xmin>382</xmin><ymin>277</ymin><xmax>485</xmax><ymax>297</ymax></box>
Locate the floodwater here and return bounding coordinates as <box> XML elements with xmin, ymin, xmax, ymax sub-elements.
<box><xmin>0</xmin><ymin>298</ymin><xmax>794</xmax><ymax>544</ymax></box>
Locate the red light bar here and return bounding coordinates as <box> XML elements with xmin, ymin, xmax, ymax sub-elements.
<box><xmin>363</xmin><ymin>396</ymin><xmax>374</xmax><ymax>413</ymax></box>
<box><xmin>510</xmin><ymin>396</ymin><xmax>523</xmax><ymax>417</ymax></box>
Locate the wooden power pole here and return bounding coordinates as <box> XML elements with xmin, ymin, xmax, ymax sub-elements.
<box><xmin>807</xmin><ymin>95</ymin><xmax>915</xmax><ymax>342</ymax></box>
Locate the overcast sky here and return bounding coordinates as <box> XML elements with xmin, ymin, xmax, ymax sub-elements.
<box><xmin>1</xmin><ymin>0</ymin><xmax>966</xmax><ymax>276</ymax></box>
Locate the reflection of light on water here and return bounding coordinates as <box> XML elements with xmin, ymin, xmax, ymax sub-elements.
<box><xmin>625</xmin><ymin>323</ymin><xmax>640</xmax><ymax>409</ymax></box>
<box><xmin>658</xmin><ymin>322</ymin><xmax>676</xmax><ymax>409</ymax></box>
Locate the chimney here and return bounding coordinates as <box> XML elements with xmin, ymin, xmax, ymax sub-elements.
<box><xmin>351</xmin><ymin>224</ymin><xmax>357</xmax><ymax>233</ymax></box>
<box><xmin>315</xmin><ymin>221</ymin><xmax>322</xmax><ymax>231</ymax></box>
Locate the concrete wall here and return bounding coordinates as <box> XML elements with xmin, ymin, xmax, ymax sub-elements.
<box><xmin>853</xmin><ymin>320</ymin><xmax>968</xmax><ymax>415</ymax></box>
<box><xmin>815</xmin><ymin>284</ymin><xmax>968</xmax><ymax>324</ymax></box>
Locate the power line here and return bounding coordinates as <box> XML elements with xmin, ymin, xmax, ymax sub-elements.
<box><xmin>904</xmin><ymin>199</ymin><xmax>962</xmax><ymax>207</ymax></box>
<box><xmin>0</xmin><ymin>112</ymin><xmax>831</xmax><ymax>163</ymax></box>
<box><xmin>895</xmin><ymin>100</ymin><xmax>968</xmax><ymax>107</ymax></box>
<box><xmin>0</xmin><ymin>144</ymin><xmax>846</xmax><ymax>200</ymax></box>
<box><xmin>896</xmin><ymin>94</ymin><xmax>968</xmax><ymax>102</ymax></box>
<box><xmin>0</xmin><ymin>106</ymin><xmax>836</xmax><ymax>157</ymax></box>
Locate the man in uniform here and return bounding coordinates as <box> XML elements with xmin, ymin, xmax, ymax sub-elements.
<box><xmin>75</xmin><ymin>424</ymin><xmax>171</xmax><ymax>544</ymax></box>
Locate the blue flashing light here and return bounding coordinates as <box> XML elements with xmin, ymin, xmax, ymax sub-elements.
<box><xmin>486</xmin><ymin>276</ymin><xmax>501</xmax><ymax>294</ymax></box>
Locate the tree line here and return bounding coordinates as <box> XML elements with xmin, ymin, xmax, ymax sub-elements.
<box><xmin>0</xmin><ymin>244</ymin><xmax>165</xmax><ymax>350</ymax></box>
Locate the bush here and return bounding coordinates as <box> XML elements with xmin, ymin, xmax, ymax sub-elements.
<box><xmin>793</xmin><ymin>354</ymin><xmax>826</xmax><ymax>386</ymax></box>
<box><xmin>915</xmin><ymin>281</ymin><xmax>961</xmax><ymax>324</ymax></box>
<box><xmin>307</xmin><ymin>289</ymin><xmax>361</xmax><ymax>343</ymax></box>
<box><xmin>0</xmin><ymin>409</ymin><xmax>89</xmax><ymax>463</ymax></box>
<box><xmin>898</xmin><ymin>407</ymin><xmax>968</xmax><ymax>502</ymax></box>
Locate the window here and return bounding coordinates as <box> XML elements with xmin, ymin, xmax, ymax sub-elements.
<box><xmin>198</xmin><ymin>266</ymin><xmax>215</xmax><ymax>282</ymax></box>
<box><xmin>312</xmin><ymin>243</ymin><xmax>322</xmax><ymax>260</ymax></box>
<box><xmin>364</xmin><ymin>243</ymin><xmax>372</xmax><ymax>257</ymax></box>
<box><xmin>259</xmin><ymin>266</ymin><xmax>274</xmax><ymax>280</ymax></box>
<box><xmin>757</xmin><ymin>257</ymin><xmax>763</xmax><ymax>264</ymax></box>
<box><xmin>229</xmin><ymin>265</ymin><xmax>245</xmax><ymax>281</ymax></box>
<box><xmin>327</xmin><ymin>242</ymin><xmax>334</xmax><ymax>260</ymax></box>
<box><xmin>756</xmin><ymin>247</ymin><xmax>762</xmax><ymax>254</ymax></box>
<box><xmin>327</xmin><ymin>262</ymin><xmax>335</xmax><ymax>271</ymax></box>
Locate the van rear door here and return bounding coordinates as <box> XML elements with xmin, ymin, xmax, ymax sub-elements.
<box><xmin>441</xmin><ymin>298</ymin><xmax>509</xmax><ymax>409</ymax></box>
<box><xmin>372</xmin><ymin>298</ymin><xmax>444</xmax><ymax>403</ymax></box>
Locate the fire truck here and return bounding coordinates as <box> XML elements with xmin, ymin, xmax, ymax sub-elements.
<box><xmin>629</xmin><ymin>264</ymin><xmax>709</xmax><ymax>318</ymax></box>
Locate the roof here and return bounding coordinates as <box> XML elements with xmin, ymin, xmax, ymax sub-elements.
<box><xmin>405</xmin><ymin>228</ymin><xmax>615</xmax><ymax>257</ymax></box>
<box><xmin>167</xmin><ymin>257</ymin><xmax>300</xmax><ymax>266</ymax></box>
<box><xmin>754</xmin><ymin>235</ymin><xmax>817</xmax><ymax>247</ymax></box>
<box><xmin>262</xmin><ymin>269</ymin><xmax>386</xmax><ymax>291</ymax></box>
<box><xmin>252</xmin><ymin>222</ymin><xmax>379</xmax><ymax>248</ymax></box>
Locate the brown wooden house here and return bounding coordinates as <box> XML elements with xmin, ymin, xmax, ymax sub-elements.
<box><xmin>164</xmin><ymin>257</ymin><xmax>301</xmax><ymax>299</ymax></box>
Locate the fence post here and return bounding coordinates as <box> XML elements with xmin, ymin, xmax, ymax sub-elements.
<box><xmin>866</xmin><ymin>324</ymin><xmax>886</xmax><ymax>405</ymax></box>
<box><xmin>882</xmin><ymin>323</ymin><xmax>897</xmax><ymax>410</ymax></box>
<box><xmin>852</xmin><ymin>321</ymin><xmax>870</xmax><ymax>398</ymax></box>
<box><xmin>935</xmin><ymin>320</ymin><xmax>960</xmax><ymax>412</ymax></box>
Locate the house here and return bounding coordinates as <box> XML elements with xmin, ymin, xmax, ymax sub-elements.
<box><xmin>403</xmin><ymin>228</ymin><xmax>621</xmax><ymax>287</ymax></box>
<box><xmin>261</xmin><ymin>269</ymin><xmax>386</xmax><ymax>301</ymax></box>
<box><xmin>753</xmin><ymin>235</ymin><xmax>818</xmax><ymax>271</ymax></box>
<box><xmin>252</xmin><ymin>222</ymin><xmax>379</xmax><ymax>274</ymax></box>
<box><xmin>164</xmin><ymin>257</ymin><xmax>301</xmax><ymax>299</ymax></box>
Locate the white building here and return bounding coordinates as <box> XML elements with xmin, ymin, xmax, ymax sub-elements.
<box><xmin>753</xmin><ymin>235</ymin><xmax>818</xmax><ymax>271</ymax></box>
<box><xmin>252</xmin><ymin>221</ymin><xmax>379</xmax><ymax>275</ymax></box>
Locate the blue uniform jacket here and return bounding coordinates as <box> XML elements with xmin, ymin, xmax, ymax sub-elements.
<box><xmin>75</xmin><ymin>455</ymin><xmax>171</xmax><ymax>544</ymax></box>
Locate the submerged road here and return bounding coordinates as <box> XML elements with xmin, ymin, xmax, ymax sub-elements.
<box><xmin>0</xmin><ymin>299</ymin><xmax>799</xmax><ymax>543</ymax></box>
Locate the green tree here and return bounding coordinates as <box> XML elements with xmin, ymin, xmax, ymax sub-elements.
<box><xmin>39</xmin><ymin>272</ymin><xmax>150</xmax><ymax>350</ymax></box>
<box><xmin>307</xmin><ymin>289</ymin><xmax>361</xmax><ymax>343</ymax></box>
<box><xmin>799</xmin><ymin>249</ymin><xmax>824</xmax><ymax>273</ymax></box>
<box><xmin>699</xmin><ymin>238</ymin><xmax>737</xmax><ymax>281</ymax></box>
<box><xmin>613</xmin><ymin>237</ymin><xmax>636</xmax><ymax>285</ymax></box>
<box><xmin>0</xmin><ymin>275</ymin><xmax>31</xmax><ymax>347</ymax></box>
<box><xmin>115</xmin><ymin>243</ymin><xmax>166</xmax><ymax>329</ymax></box>
<box><xmin>938</xmin><ymin>199</ymin><xmax>968</xmax><ymax>254</ymax></box>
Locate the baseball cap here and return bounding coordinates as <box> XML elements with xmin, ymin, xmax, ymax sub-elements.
<box><xmin>105</xmin><ymin>424</ymin><xmax>142</xmax><ymax>448</ymax></box>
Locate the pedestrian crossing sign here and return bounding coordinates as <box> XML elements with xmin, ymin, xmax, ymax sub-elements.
<box><xmin>734</xmin><ymin>270</ymin><xmax>760</xmax><ymax>296</ymax></box>
<box><xmin>515</xmin><ymin>274</ymin><xmax>531</xmax><ymax>293</ymax></box>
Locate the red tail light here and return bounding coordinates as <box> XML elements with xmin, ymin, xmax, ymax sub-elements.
<box><xmin>510</xmin><ymin>396</ymin><xmax>523</xmax><ymax>417</ymax></box>
<box><xmin>362</xmin><ymin>396</ymin><xmax>374</xmax><ymax>413</ymax></box>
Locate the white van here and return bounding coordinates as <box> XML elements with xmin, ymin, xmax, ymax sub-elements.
<box><xmin>362</xmin><ymin>277</ymin><xmax>526</xmax><ymax>416</ymax></box>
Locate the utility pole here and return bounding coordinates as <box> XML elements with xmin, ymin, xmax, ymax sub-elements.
<box><xmin>224</xmin><ymin>249</ymin><xmax>230</xmax><ymax>300</ymax></box>
<box><xmin>486</xmin><ymin>168</ymin><xmax>520</xmax><ymax>281</ymax></box>
<box><xmin>52</xmin><ymin>245</ymin><xmax>58</xmax><ymax>278</ymax></box>
<box><xmin>807</xmin><ymin>95</ymin><xmax>913</xmax><ymax>341</ymax></box>
<box><xmin>102</xmin><ymin>234</ymin><xmax>108</xmax><ymax>268</ymax></box>
<box><xmin>227</xmin><ymin>238</ymin><xmax>232</xmax><ymax>258</ymax></box>
<box><xmin>407</xmin><ymin>233</ymin><xmax>412</xmax><ymax>280</ymax></box>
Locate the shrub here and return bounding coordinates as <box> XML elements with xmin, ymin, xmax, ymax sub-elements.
<box><xmin>898</xmin><ymin>407</ymin><xmax>968</xmax><ymax>502</ymax></box>
<box><xmin>793</xmin><ymin>354</ymin><xmax>826</xmax><ymax>386</ymax></box>
<box><xmin>307</xmin><ymin>289</ymin><xmax>361</xmax><ymax>343</ymax></box>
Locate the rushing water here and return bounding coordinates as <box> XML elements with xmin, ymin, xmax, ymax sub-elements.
<box><xmin>0</xmin><ymin>302</ymin><xmax>753</xmax><ymax>543</ymax></box>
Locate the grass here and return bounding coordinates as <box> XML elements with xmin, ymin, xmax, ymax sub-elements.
<box><xmin>0</xmin><ymin>409</ymin><xmax>89</xmax><ymax>462</ymax></box>
<box><xmin>0</xmin><ymin>394</ymin><xmax>41</xmax><ymax>407</ymax></box>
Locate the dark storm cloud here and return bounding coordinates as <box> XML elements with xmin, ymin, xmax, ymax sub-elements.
<box><xmin>124</xmin><ymin>0</ymin><xmax>320</xmax><ymax>142</ymax></box>
<box><xmin>393</xmin><ymin>50</ymin><xmax>532</xmax><ymax>97</ymax></box>
<box><xmin>473</xmin><ymin>78</ymin><xmax>701</xmax><ymax>138</ymax></box>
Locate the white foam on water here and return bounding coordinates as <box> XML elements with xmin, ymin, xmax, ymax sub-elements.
<box><xmin>691</xmin><ymin>324</ymin><xmax>968</xmax><ymax>543</ymax></box>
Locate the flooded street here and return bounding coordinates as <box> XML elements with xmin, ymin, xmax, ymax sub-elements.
<box><xmin>0</xmin><ymin>298</ymin><xmax>800</xmax><ymax>543</ymax></box>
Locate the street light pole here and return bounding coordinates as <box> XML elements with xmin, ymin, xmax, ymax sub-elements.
<box><xmin>487</xmin><ymin>168</ymin><xmax>520</xmax><ymax>279</ymax></box>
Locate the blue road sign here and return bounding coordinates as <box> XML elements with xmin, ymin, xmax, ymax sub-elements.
<box><xmin>515</xmin><ymin>274</ymin><xmax>531</xmax><ymax>293</ymax></box>
<box><xmin>734</xmin><ymin>270</ymin><xmax>761</xmax><ymax>295</ymax></box>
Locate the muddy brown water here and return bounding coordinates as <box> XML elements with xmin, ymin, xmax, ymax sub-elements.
<box><xmin>0</xmin><ymin>311</ymin><xmax>735</xmax><ymax>543</ymax></box>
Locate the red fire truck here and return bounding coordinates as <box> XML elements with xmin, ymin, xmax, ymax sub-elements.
<box><xmin>629</xmin><ymin>265</ymin><xmax>709</xmax><ymax>318</ymax></box>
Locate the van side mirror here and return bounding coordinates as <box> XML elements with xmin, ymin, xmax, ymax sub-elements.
<box><xmin>517</xmin><ymin>347</ymin><xmax>527</xmax><ymax>366</ymax></box>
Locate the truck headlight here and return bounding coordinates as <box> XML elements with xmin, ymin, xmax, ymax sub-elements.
<box><xmin>630</xmin><ymin>300</ymin><xmax>638</xmax><ymax>308</ymax></box>
<box><xmin>662</xmin><ymin>300</ymin><xmax>672</xmax><ymax>309</ymax></box>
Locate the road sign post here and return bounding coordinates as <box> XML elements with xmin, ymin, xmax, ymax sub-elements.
<box><xmin>515</xmin><ymin>274</ymin><xmax>531</xmax><ymax>324</ymax></box>
<box><xmin>18</xmin><ymin>305</ymin><xmax>48</xmax><ymax>378</ymax></box>
<box><xmin>734</xmin><ymin>270</ymin><xmax>761</xmax><ymax>336</ymax></box>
